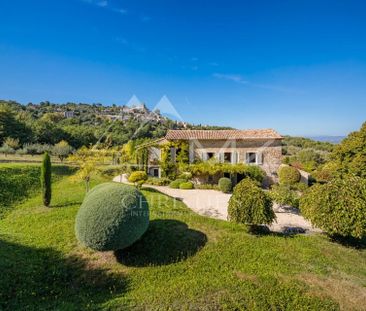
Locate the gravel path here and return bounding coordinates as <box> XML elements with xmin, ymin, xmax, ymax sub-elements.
<box><xmin>113</xmin><ymin>175</ymin><xmax>321</xmax><ymax>234</ymax></box>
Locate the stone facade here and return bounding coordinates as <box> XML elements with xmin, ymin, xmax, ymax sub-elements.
<box><xmin>147</xmin><ymin>130</ymin><xmax>283</xmax><ymax>185</ymax></box>
<box><xmin>189</xmin><ymin>139</ymin><xmax>282</xmax><ymax>176</ymax></box>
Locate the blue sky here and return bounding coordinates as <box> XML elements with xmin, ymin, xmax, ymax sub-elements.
<box><xmin>1</xmin><ymin>0</ymin><xmax>366</xmax><ymax>135</ymax></box>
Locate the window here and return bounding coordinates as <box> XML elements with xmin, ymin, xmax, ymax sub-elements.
<box><xmin>246</xmin><ymin>152</ymin><xmax>257</xmax><ymax>164</ymax></box>
<box><xmin>207</xmin><ymin>152</ymin><xmax>215</xmax><ymax>160</ymax></box>
<box><xmin>224</xmin><ymin>152</ymin><xmax>232</xmax><ymax>163</ymax></box>
<box><xmin>153</xmin><ymin>168</ymin><xmax>159</xmax><ymax>177</ymax></box>
<box><xmin>245</xmin><ymin>152</ymin><xmax>263</xmax><ymax>165</ymax></box>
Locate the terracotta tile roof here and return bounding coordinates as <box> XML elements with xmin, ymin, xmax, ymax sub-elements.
<box><xmin>165</xmin><ymin>129</ymin><xmax>283</xmax><ymax>140</ymax></box>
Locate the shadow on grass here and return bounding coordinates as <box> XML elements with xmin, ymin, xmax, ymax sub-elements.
<box><xmin>115</xmin><ymin>219</ymin><xmax>207</xmax><ymax>267</ymax></box>
<box><xmin>329</xmin><ymin>234</ymin><xmax>366</xmax><ymax>250</ymax></box>
<box><xmin>52</xmin><ymin>165</ymin><xmax>77</xmax><ymax>176</ymax></box>
<box><xmin>0</xmin><ymin>236</ymin><xmax>128</xmax><ymax>311</ymax></box>
<box><xmin>52</xmin><ymin>201</ymin><xmax>83</xmax><ymax>208</ymax></box>
<box><xmin>246</xmin><ymin>225</ymin><xmax>298</xmax><ymax>239</ymax></box>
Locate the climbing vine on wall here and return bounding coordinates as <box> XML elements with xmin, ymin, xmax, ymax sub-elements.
<box><xmin>160</xmin><ymin>141</ymin><xmax>189</xmax><ymax>179</ymax></box>
<box><xmin>135</xmin><ymin>146</ymin><xmax>149</xmax><ymax>172</ymax></box>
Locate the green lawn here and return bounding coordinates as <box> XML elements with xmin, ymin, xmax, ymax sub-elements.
<box><xmin>0</xmin><ymin>169</ymin><xmax>365</xmax><ymax>310</ymax></box>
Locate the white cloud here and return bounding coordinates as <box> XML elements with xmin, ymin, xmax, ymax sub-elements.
<box><xmin>213</xmin><ymin>73</ymin><xmax>299</xmax><ymax>93</ymax></box>
<box><xmin>82</xmin><ymin>0</ymin><xmax>128</xmax><ymax>15</ymax></box>
<box><xmin>96</xmin><ymin>0</ymin><xmax>108</xmax><ymax>7</ymax></box>
<box><xmin>213</xmin><ymin>73</ymin><xmax>249</xmax><ymax>84</ymax></box>
<box><xmin>114</xmin><ymin>8</ymin><xmax>127</xmax><ymax>14</ymax></box>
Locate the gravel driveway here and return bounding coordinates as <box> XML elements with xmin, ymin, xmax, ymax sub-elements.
<box><xmin>113</xmin><ymin>175</ymin><xmax>320</xmax><ymax>234</ymax></box>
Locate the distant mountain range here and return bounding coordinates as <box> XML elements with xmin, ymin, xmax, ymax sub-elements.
<box><xmin>307</xmin><ymin>136</ymin><xmax>345</xmax><ymax>144</ymax></box>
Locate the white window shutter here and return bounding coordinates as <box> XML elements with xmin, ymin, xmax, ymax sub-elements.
<box><xmin>219</xmin><ymin>152</ymin><xmax>224</xmax><ymax>163</ymax></box>
<box><xmin>232</xmin><ymin>152</ymin><xmax>237</xmax><ymax>164</ymax></box>
<box><xmin>245</xmin><ymin>152</ymin><xmax>249</xmax><ymax>164</ymax></box>
<box><xmin>257</xmin><ymin>152</ymin><xmax>263</xmax><ymax>165</ymax></box>
<box><xmin>202</xmin><ymin>152</ymin><xmax>208</xmax><ymax>161</ymax></box>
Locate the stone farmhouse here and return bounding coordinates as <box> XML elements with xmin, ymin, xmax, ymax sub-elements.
<box><xmin>146</xmin><ymin>129</ymin><xmax>283</xmax><ymax>184</ymax></box>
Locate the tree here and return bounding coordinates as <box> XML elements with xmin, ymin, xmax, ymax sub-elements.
<box><xmin>69</xmin><ymin>147</ymin><xmax>100</xmax><ymax>192</ymax></box>
<box><xmin>72</xmin><ymin>161</ymin><xmax>97</xmax><ymax>192</ymax></box>
<box><xmin>32</xmin><ymin>120</ymin><xmax>66</xmax><ymax>145</ymax></box>
<box><xmin>4</xmin><ymin>137</ymin><xmax>19</xmax><ymax>150</ymax></box>
<box><xmin>300</xmin><ymin>176</ymin><xmax>366</xmax><ymax>238</ymax></box>
<box><xmin>228</xmin><ymin>179</ymin><xmax>275</xmax><ymax>228</ymax></box>
<box><xmin>0</xmin><ymin>104</ymin><xmax>32</xmax><ymax>144</ymax></box>
<box><xmin>52</xmin><ymin>140</ymin><xmax>73</xmax><ymax>162</ymax></box>
<box><xmin>62</xmin><ymin>125</ymin><xmax>97</xmax><ymax>148</ymax></box>
<box><xmin>329</xmin><ymin>122</ymin><xmax>366</xmax><ymax>178</ymax></box>
<box><xmin>41</xmin><ymin>152</ymin><xmax>52</xmax><ymax>207</ymax></box>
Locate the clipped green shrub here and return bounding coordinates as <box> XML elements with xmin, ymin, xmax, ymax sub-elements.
<box><xmin>41</xmin><ymin>152</ymin><xmax>52</xmax><ymax>207</ymax></box>
<box><xmin>169</xmin><ymin>179</ymin><xmax>186</xmax><ymax>189</ymax></box>
<box><xmin>179</xmin><ymin>181</ymin><xmax>194</xmax><ymax>190</ymax></box>
<box><xmin>300</xmin><ymin>176</ymin><xmax>366</xmax><ymax>238</ymax></box>
<box><xmin>128</xmin><ymin>171</ymin><xmax>148</xmax><ymax>188</ymax></box>
<box><xmin>0</xmin><ymin>165</ymin><xmax>40</xmax><ymax>218</ymax></box>
<box><xmin>218</xmin><ymin>177</ymin><xmax>232</xmax><ymax>193</ymax></box>
<box><xmin>269</xmin><ymin>184</ymin><xmax>300</xmax><ymax>208</ymax></box>
<box><xmin>146</xmin><ymin>177</ymin><xmax>171</xmax><ymax>186</ymax></box>
<box><xmin>228</xmin><ymin>179</ymin><xmax>275</xmax><ymax>225</ymax></box>
<box><xmin>278</xmin><ymin>166</ymin><xmax>301</xmax><ymax>185</ymax></box>
<box><xmin>75</xmin><ymin>182</ymin><xmax>149</xmax><ymax>251</ymax></box>
<box><xmin>194</xmin><ymin>183</ymin><xmax>220</xmax><ymax>190</ymax></box>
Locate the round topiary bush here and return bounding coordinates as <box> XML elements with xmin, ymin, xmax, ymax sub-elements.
<box><xmin>278</xmin><ymin>166</ymin><xmax>301</xmax><ymax>185</ymax></box>
<box><xmin>128</xmin><ymin>171</ymin><xmax>148</xmax><ymax>188</ymax></box>
<box><xmin>75</xmin><ymin>182</ymin><xmax>149</xmax><ymax>251</ymax></box>
<box><xmin>218</xmin><ymin>177</ymin><xmax>232</xmax><ymax>193</ymax></box>
<box><xmin>169</xmin><ymin>179</ymin><xmax>186</xmax><ymax>189</ymax></box>
<box><xmin>300</xmin><ymin>176</ymin><xmax>366</xmax><ymax>238</ymax></box>
<box><xmin>179</xmin><ymin>181</ymin><xmax>194</xmax><ymax>190</ymax></box>
<box><xmin>228</xmin><ymin>178</ymin><xmax>275</xmax><ymax>225</ymax></box>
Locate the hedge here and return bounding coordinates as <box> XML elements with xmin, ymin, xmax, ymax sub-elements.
<box><xmin>169</xmin><ymin>179</ymin><xmax>187</xmax><ymax>189</ymax></box>
<box><xmin>75</xmin><ymin>182</ymin><xmax>149</xmax><ymax>251</ymax></box>
<box><xmin>179</xmin><ymin>181</ymin><xmax>194</xmax><ymax>190</ymax></box>
<box><xmin>0</xmin><ymin>164</ymin><xmax>73</xmax><ymax>218</ymax></box>
<box><xmin>0</xmin><ymin>166</ymin><xmax>40</xmax><ymax>217</ymax></box>
<box><xmin>300</xmin><ymin>176</ymin><xmax>366</xmax><ymax>238</ymax></box>
<box><xmin>146</xmin><ymin>177</ymin><xmax>171</xmax><ymax>186</ymax></box>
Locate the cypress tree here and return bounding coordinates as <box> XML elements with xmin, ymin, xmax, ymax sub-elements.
<box><xmin>41</xmin><ymin>152</ymin><xmax>52</xmax><ymax>207</ymax></box>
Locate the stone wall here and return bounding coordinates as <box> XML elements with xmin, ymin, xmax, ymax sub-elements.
<box><xmin>189</xmin><ymin>139</ymin><xmax>282</xmax><ymax>178</ymax></box>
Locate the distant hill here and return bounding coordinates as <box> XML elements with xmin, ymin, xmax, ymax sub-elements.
<box><xmin>307</xmin><ymin>136</ymin><xmax>345</xmax><ymax>144</ymax></box>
